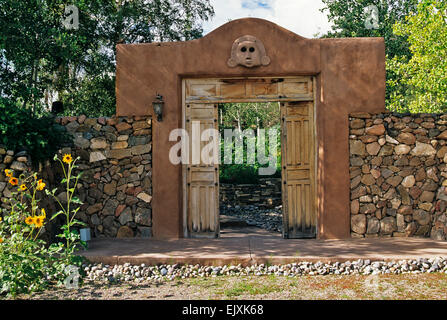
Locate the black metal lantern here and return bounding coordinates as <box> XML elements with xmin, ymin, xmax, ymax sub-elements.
<box><xmin>152</xmin><ymin>94</ymin><xmax>164</xmax><ymax>122</ymax></box>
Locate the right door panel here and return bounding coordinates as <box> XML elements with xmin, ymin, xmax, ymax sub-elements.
<box><xmin>281</xmin><ymin>101</ymin><xmax>316</xmax><ymax>238</ymax></box>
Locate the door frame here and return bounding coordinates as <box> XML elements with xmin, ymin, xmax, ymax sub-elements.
<box><xmin>182</xmin><ymin>76</ymin><xmax>318</xmax><ymax>238</ymax></box>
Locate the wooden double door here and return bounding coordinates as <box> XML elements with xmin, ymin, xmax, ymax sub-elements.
<box><xmin>182</xmin><ymin>77</ymin><xmax>316</xmax><ymax>238</ymax></box>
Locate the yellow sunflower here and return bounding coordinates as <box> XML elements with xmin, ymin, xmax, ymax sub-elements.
<box><xmin>34</xmin><ymin>216</ymin><xmax>44</xmax><ymax>228</ymax></box>
<box><xmin>62</xmin><ymin>154</ymin><xmax>73</xmax><ymax>164</ymax></box>
<box><xmin>25</xmin><ymin>216</ymin><xmax>34</xmax><ymax>226</ymax></box>
<box><xmin>4</xmin><ymin>169</ymin><xmax>12</xmax><ymax>178</ymax></box>
<box><xmin>19</xmin><ymin>184</ymin><xmax>27</xmax><ymax>192</ymax></box>
<box><xmin>9</xmin><ymin>177</ymin><xmax>18</xmax><ymax>186</ymax></box>
<box><xmin>36</xmin><ymin>179</ymin><xmax>46</xmax><ymax>191</ymax></box>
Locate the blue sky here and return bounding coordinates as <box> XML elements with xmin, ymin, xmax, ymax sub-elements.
<box><xmin>202</xmin><ymin>0</ymin><xmax>332</xmax><ymax>38</ymax></box>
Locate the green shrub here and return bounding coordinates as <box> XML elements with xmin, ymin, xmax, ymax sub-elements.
<box><xmin>0</xmin><ymin>98</ymin><xmax>69</xmax><ymax>164</ymax></box>
<box><xmin>220</xmin><ymin>164</ymin><xmax>260</xmax><ymax>184</ymax></box>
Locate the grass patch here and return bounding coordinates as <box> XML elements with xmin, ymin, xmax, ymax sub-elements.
<box><xmin>224</xmin><ymin>279</ymin><xmax>283</xmax><ymax>297</ymax></box>
<box><xmin>12</xmin><ymin>272</ymin><xmax>447</xmax><ymax>300</ymax></box>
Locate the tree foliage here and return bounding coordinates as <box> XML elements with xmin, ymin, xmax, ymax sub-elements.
<box><xmin>0</xmin><ymin>98</ymin><xmax>69</xmax><ymax>164</ymax></box>
<box><xmin>321</xmin><ymin>0</ymin><xmax>419</xmax><ymax>58</ymax></box>
<box><xmin>219</xmin><ymin>102</ymin><xmax>280</xmax><ymax>131</ymax></box>
<box><xmin>0</xmin><ymin>1</ymin><xmax>100</xmax><ymax>114</ymax></box>
<box><xmin>320</xmin><ymin>0</ymin><xmax>419</xmax><ymax>105</ymax></box>
<box><xmin>219</xmin><ymin>102</ymin><xmax>282</xmax><ymax>183</ymax></box>
<box><xmin>0</xmin><ymin>0</ymin><xmax>214</xmax><ymax>116</ymax></box>
<box><xmin>388</xmin><ymin>0</ymin><xmax>447</xmax><ymax>113</ymax></box>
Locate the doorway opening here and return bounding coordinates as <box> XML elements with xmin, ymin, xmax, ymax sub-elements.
<box><xmin>217</xmin><ymin>102</ymin><xmax>283</xmax><ymax>237</ymax></box>
<box><xmin>182</xmin><ymin>77</ymin><xmax>317</xmax><ymax>239</ymax></box>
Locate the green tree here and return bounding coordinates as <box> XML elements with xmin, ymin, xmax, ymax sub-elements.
<box><xmin>320</xmin><ymin>0</ymin><xmax>419</xmax><ymax>104</ymax></box>
<box><xmin>321</xmin><ymin>0</ymin><xmax>418</xmax><ymax>58</ymax></box>
<box><xmin>388</xmin><ymin>0</ymin><xmax>447</xmax><ymax>113</ymax></box>
<box><xmin>219</xmin><ymin>102</ymin><xmax>280</xmax><ymax>131</ymax></box>
<box><xmin>0</xmin><ymin>0</ymin><xmax>100</xmax><ymax>114</ymax></box>
<box><xmin>0</xmin><ymin>0</ymin><xmax>214</xmax><ymax>116</ymax></box>
<box><xmin>218</xmin><ymin>102</ymin><xmax>282</xmax><ymax>183</ymax></box>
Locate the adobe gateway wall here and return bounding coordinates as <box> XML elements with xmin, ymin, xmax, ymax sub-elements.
<box><xmin>116</xmin><ymin>18</ymin><xmax>386</xmax><ymax>239</ymax></box>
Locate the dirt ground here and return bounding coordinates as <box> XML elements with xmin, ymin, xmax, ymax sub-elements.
<box><xmin>13</xmin><ymin>273</ymin><xmax>447</xmax><ymax>300</ymax></box>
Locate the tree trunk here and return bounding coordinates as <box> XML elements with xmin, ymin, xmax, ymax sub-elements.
<box><xmin>236</xmin><ymin>110</ymin><xmax>241</xmax><ymax>131</ymax></box>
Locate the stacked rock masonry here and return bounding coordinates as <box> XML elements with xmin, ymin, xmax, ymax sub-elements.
<box><xmin>350</xmin><ymin>112</ymin><xmax>447</xmax><ymax>240</ymax></box>
<box><xmin>5</xmin><ymin>112</ymin><xmax>447</xmax><ymax>241</ymax></box>
<box><xmin>0</xmin><ymin>115</ymin><xmax>153</xmax><ymax>239</ymax></box>
<box><xmin>220</xmin><ymin>178</ymin><xmax>282</xmax><ymax>208</ymax></box>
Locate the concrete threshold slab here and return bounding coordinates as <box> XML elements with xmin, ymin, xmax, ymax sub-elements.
<box><xmin>78</xmin><ymin>234</ymin><xmax>447</xmax><ymax>266</ymax></box>
<box><xmin>80</xmin><ymin>237</ymin><xmax>252</xmax><ymax>266</ymax></box>
<box><xmin>249</xmin><ymin>237</ymin><xmax>447</xmax><ymax>264</ymax></box>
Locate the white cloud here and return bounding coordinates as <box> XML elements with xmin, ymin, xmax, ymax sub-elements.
<box><xmin>202</xmin><ymin>0</ymin><xmax>333</xmax><ymax>39</ymax></box>
<box><xmin>241</xmin><ymin>0</ymin><xmax>273</xmax><ymax>10</ymax></box>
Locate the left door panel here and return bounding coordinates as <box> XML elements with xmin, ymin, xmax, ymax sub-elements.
<box><xmin>184</xmin><ymin>103</ymin><xmax>219</xmax><ymax>238</ymax></box>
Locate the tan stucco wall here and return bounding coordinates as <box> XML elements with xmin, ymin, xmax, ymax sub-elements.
<box><xmin>116</xmin><ymin>18</ymin><xmax>386</xmax><ymax>239</ymax></box>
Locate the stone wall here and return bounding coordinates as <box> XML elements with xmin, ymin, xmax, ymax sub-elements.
<box><xmin>6</xmin><ymin>111</ymin><xmax>447</xmax><ymax>241</ymax></box>
<box><xmin>349</xmin><ymin>112</ymin><xmax>447</xmax><ymax>240</ymax></box>
<box><xmin>0</xmin><ymin>149</ymin><xmax>32</xmax><ymax>199</ymax></box>
<box><xmin>220</xmin><ymin>178</ymin><xmax>281</xmax><ymax>207</ymax></box>
<box><xmin>0</xmin><ymin>115</ymin><xmax>153</xmax><ymax>239</ymax></box>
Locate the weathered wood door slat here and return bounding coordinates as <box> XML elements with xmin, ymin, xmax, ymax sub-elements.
<box><xmin>281</xmin><ymin>101</ymin><xmax>316</xmax><ymax>238</ymax></box>
<box><xmin>185</xmin><ymin>103</ymin><xmax>219</xmax><ymax>238</ymax></box>
<box><xmin>185</xmin><ymin>77</ymin><xmax>313</xmax><ymax>103</ymax></box>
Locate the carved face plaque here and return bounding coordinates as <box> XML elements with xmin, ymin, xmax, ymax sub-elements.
<box><xmin>227</xmin><ymin>35</ymin><xmax>271</xmax><ymax>68</ymax></box>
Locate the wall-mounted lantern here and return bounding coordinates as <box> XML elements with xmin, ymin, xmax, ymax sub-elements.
<box><xmin>152</xmin><ymin>94</ymin><xmax>164</xmax><ymax>122</ymax></box>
